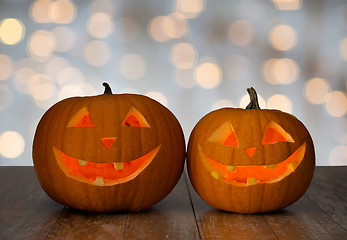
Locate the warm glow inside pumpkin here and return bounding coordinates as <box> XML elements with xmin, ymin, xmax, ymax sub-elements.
<box><xmin>33</xmin><ymin>83</ymin><xmax>186</xmax><ymax>212</ymax></box>
<box><xmin>54</xmin><ymin>105</ymin><xmax>160</xmax><ymax>186</ymax></box>
<box><xmin>187</xmin><ymin>87</ymin><xmax>315</xmax><ymax>213</ymax></box>
<box><xmin>54</xmin><ymin>145</ymin><xmax>160</xmax><ymax>186</ymax></box>
<box><xmin>202</xmin><ymin>120</ymin><xmax>302</xmax><ymax>185</ymax></box>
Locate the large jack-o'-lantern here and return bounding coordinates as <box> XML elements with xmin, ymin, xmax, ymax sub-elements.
<box><xmin>187</xmin><ymin>88</ymin><xmax>315</xmax><ymax>213</ymax></box>
<box><xmin>33</xmin><ymin>83</ymin><xmax>185</xmax><ymax>212</ymax></box>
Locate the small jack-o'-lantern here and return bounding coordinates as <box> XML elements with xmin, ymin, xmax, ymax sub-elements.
<box><xmin>33</xmin><ymin>83</ymin><xmax>185</xmax><ymax>212</ymax></box>
<box><xmin>187</xmin><ymin>88</ymin><xmax>315</xmax><ymax>213</ymax></box>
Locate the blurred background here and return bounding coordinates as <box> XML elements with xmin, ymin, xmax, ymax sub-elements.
<box><xmin>0</xmin><ymin>0</ymin><xmax>346</xmax><ymax>166</ymax></box>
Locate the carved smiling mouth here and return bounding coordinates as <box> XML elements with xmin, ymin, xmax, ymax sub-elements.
<box><xmin>53</xmin><ymin>145</ymin><xmax>161</xmax><ymax>186</ymax></box>
<box><xmin>199</xmin><ymin>143</ymin><xmax>306</xmax><ymax>186</ymax></box>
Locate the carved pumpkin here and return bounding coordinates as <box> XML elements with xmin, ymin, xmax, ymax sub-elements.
<box><xmin>33</xmin><ymin>83</ymin><xmax>185</xmax><ymax>212</ymax></box>
<box><xmin>187</xmin><ymin>88</ymin><xmax>315</xmax><ymax>213</ymax></box>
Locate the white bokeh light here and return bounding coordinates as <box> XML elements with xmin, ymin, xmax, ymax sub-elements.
<box><xmin>194</xmin><ymin>61</ymin><xmax>222</xmax><ymax>89</ymax></box>
<box><xmin>267</xmin><ymin>94</ymin><xmax>293</xmax><ymax>113</ymax></box>
<box><xmin>0</xmin><ymin>131</ymin><xmax>25</xmax><ymax>159</ymax></box>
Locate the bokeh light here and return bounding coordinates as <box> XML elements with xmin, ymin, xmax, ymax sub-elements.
<box><xmin>269</xmin><ymin>24</ymin><xmax>297</xmax><ymax>51</ymax></box>
<box><xmin>174</xmin><ymin>0</ymin><xmax>206</xmax><ymax>19</ymax></box>
<box><xmin>0</xmin><ymin>0</ymin><xmax>346</xmax><ymax>167</ymax></box>
<box><xmin>227</xmin><ymin>20</ymin><xmax>254</xmax><ymax>46</ymax></box>
<box><xmin>84</xmin><ymin>41</ymin><xmax>110</xmax><ymax>67</ymax></box>
<box><xmin>168</xmin><ymin>13</ymin><xmax>189</xmax><ymax>39</ymax></box>
<box><xmin>170</xmin><ymin>42</ymin><xmax>198</xmax><ymax>69</ymax></box>
<box><xmin>0</xmin><ymin>18</ymin><xmax>25</xmax><ymax>45</ymax></box>
<box><xmin>304</xmin><ymin>78</ymin><xmax>331</xmax><ymax>104</ymax></box>
<box><xmin>87</xmin><ymin>12</ymin><xmax>114</xmax><ymax>38</ymax></box>
<box><xmin>148</xmin><ymin>16</ymin><xmax>174</xmax><ymax>42</ymax></box>
<box><xmin>272</xmin><ymin>0</ymin><xmax>302</xmax><ymax>10</ymax></box>
<box><xmin>27</xmin><ymin>30</ymin><xmax>56</xmax><ymax>60</ymax></box>
<box><xmin>49</xmin><ymin>0</ymin><xmax>76</xmax><ymax>24</ymax></box>
<box><xmin>0</xmin><ymin>55</ymin><xmax>14</xmax><ymax>81</ymax></box>
<box><xmin>267</xmin><ymin>94</ymin><xmax>293</xmax><ymax>113</ymax></box>
<box><xmin>194</xmin><ymin>61</ymin><xmax>222</xmax><ymax>89</ymax></box>
<box><xmin>30</xmin><ymin>0</ymin><xmax>51</xmax><ymax>23</ymax></box>
<box><xmin>262</xmin><ymin>58</ymin><xmax>299</xmax><ymax>84</ymax></box>
<box><xmin>324</xmin><ymin>91</ymin><xmax>347</xmax><ymax>117</ymax></box>
<box><xmin>148</xmin><ymin>13</ymin><xmax>188</xmax><ymax>42</ymax></box>
<box><xmin>29</xmin><ymin>74</ymin><xmax>56</xmax><ymax>101</ymax></box>
<box><xmin>120</xmin><ymin>54</ymin><xmax>147</xmax><ymax>80</ymax></box>
<box><xmin>0</xmin><ymin>131</ymin><xmax>25</xmax><ymax>159</ymax></box>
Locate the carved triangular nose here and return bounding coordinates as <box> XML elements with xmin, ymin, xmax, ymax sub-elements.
<box><xmin>244</xmin><ymin>147</ymin><xmax>256</xmax><ymax>158</ymax></box>
<box><xmin>101</xmin><ymin>137</ymin><xmax>117</xmax><ymax>149</ymax></box>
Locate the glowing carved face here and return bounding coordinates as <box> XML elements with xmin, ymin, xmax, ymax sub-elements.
<box><xmin>53</xmin><ymin>106</ymin><xmax>160</xmax><ymax>186</ymax></box>
<box><xmin>199</xmin><ymin>120</ymin><xmax>306</xmax><ymax>186</ymax></box>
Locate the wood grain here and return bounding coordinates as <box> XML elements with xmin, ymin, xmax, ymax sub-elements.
<box><xmin>46</xmin><ymin>176</ymin><xmax>199</xmax><ymax>240</ymax></box>
<box><xmin>263</xmin><ymin>195</ymin><xmax>346</xmax><ymax>240</ymax></box>
<box><xmin>0</xmin><ymin>167</ymin><xmax>63</xmax><ymax>240</ymax></box>
<box><xmin>0</xmin><ymin>166</ymin><xmax>346</xmax><ymax>240</ymax></box>
<box><xmin>185</xmin><ymin>174</ymin><xmax>278</xmax><ymax>240</ymax></box>
<box><xmin>306</xmin><ymin>166</ymin><xmax>347</xmax><ymax>231</ymax></box>
<box><xmin>47</xmin><ymin>208</ymin><xmax>127</xmax><ymax>240</ymax></box>
<box><xmin>123</xmin><ymin>176</ymin><xmax>199</xmax><ymax>240</ymax></box>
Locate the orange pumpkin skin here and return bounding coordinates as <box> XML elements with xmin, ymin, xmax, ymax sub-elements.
<box><xmin>33</xmin><ymin>86</ymin><xmax>185</xmax><ymax>212</ymax></box>
<box><xmin>187</xmin><ymin>90</ymin><xmax>315</xmax><ymax>213</ymax></box>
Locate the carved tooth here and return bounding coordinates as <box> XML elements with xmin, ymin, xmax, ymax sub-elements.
<box><xmin>210</xmin><ymin>171</ymin><xmax>219</xmax><ymax>180</ymax></box>
<box><xmin>79</xmin><ymin>160</ymin><xmax>87</xmax><ymax>166</ymax></box>
<box><xmin>264</xmin><ymin>164</ymin><xmax>277</xmax><ymax>169</ymax></box>
<box><xmin>247</xmin><ymin>177</ymin><xmax>257</xmax><ymax>186</ymax></box>
<box><xmin>287</xmin><ymin>162</ymin><xmax>298</xmax><ymax>171</ymax></box>
<box><xmin>226</xmin><ymin>165</ymin><xmax>235</xmax><ymax>171</ymax></box>
<box><xmin>94</xmin><ymin>177</ymin><xmax>104</xmax><ymax>186</ymax></box>
<box><xmin>114</xmin><ymin>162</ymin><xmax>124</xmax><ymax>169</ymax></box>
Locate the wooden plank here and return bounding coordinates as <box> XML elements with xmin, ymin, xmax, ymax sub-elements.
<box><xmin>47</xmin><ymin>174</ymin><xmax>199</xmax><ymax>240</ymax></box>
<box><xmin>263</xmin><ymin>195</ymin><xmax>347</xmax><ymax>240</ymax></box>
<box><xmin>123</xmin><ymin>175</ymin><xmax>200</xmax><ymax>240</ymax></box>
<box><xmin>306</xmin><ymin>166</ymin><xmax>347</xmax><ymax>231</ymax></box>
<box><xmin>1</xmin><ymin>166</ymin><xmax>346</xmax><ymax>240</ymax></box>
<box><xmin>0</xmin><ymin>167</ymin><xmax>63</xmax><ymax>240</ymax></box>
<box><xmin>186</xmin><ymin>173</ymin><xmax>278</xmax><ymax>240</ymax></box>
<box><xmin>47</xmin><ymin>208</ymin><xmax>127</xmax><ymax>240</ymax></box>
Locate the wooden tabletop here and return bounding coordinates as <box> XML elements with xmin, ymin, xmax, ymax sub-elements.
<box><xmin>0</xmin><ymin>166</ymin><xmax>346</xmax><ymax>240</ymax></box>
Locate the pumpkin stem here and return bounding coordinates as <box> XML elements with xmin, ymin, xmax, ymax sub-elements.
<box><xmin>246</xmin><ymin>87</ymin><xmax>261</xmax><ymax>109</ymax></box>
<box><xmin>103</xmin><ymin>82</ymin><xmax>113</xmax><ymax>94</ymax></box>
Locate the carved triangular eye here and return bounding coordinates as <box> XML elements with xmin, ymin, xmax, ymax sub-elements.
<box><xmin>121</xmin><ymin>107</ymin><xmax>150</xmax><ymax>128</ymax></box>
<box><xmin>261</xmin><ymin>121</ymin><xmax>294</xmax><ymax>145</ymax></box>
<box><xmin>207</xmin><ymin>121</ymin><xmax>239</xmax><ymax>148</ymax></box>
<box><xmin>67</xmin><ymin>107</ymin><xmax>95</xmax><ymax>128</ymax></box>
